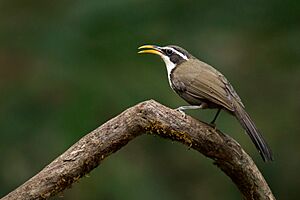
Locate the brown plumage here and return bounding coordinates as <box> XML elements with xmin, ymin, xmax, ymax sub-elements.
<box><xmin>172</xmin><ymin>58</ymin><xmax>273</xmax><ymax>162</ymax></box>
<box><xmin>138</xmin><ymin>44</ymin><xmax>273</xmax><ymax>162</ymax></box>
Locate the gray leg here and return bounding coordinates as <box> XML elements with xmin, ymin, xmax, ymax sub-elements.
<box><xmin>175</xmin><ymin>103</ymin><xmax>207</xmax><ymax>117</ymax></box>
<box><xmin>210</xmin><ymin>108</ymin><xmax>221</xmax><ymax>125</ymax></box>
<box><xmin>176</xmin><ymin>105</ymin><xmax>203</xmax><ymax>112</ymax></box>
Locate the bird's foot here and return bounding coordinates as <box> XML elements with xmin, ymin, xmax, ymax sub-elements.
<box><xmin>209</xmin><ymin>121</ymin><xmax>218</xmax><ymax>130</ymax></box>
<box><xmin>175</xmin><ymin>107</ymin><xmax>187</xmax><ymax>118</ymax></box>
<box><xmin>175</xmin><ymin>105</ymin><xmax>203</xmax><ymax>119</ymax></box>
<box><xmin>209</xmin><ymin>122</ymin><xmax>216</xmax><ymax>128</ymax></box>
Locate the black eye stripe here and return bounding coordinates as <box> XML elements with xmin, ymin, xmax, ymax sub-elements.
<box><xmin>166</xmin><ymin>49</ymin><xmax>172</xmax><ymax>55</ymax></box>
<box><xmin>163</xmin><ymin>48</ymin><xmax>173</xmax><ymax>56</ymax></box>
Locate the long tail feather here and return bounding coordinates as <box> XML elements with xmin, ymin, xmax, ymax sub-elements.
<box><xmin>233</xmin><ymin>103</ymin><xmax>273</xmax><ymax>162</ymax></box>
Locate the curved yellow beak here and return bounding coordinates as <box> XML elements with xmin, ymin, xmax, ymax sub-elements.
<box><xmin>138</xmin><ymin>45</ymin><xmax>162</xmax><ymax>56</ymax></box>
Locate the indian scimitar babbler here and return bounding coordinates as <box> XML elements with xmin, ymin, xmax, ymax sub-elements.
<box><xmin>138</xmin><ymin>44</ymin><xmax>273</xmax><ymax>162</ymax></box>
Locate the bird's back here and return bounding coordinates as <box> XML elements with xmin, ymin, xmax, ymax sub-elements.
<box><xmin>171</xmin><ymin>58</ymin><xmax>243</xmax><ymax>112</ymax></box>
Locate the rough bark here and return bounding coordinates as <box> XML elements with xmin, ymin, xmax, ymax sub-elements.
<box><xmin>1</xmin><ymin>100</ymin><xmax>275</xmax><ymax>200</ymax></box>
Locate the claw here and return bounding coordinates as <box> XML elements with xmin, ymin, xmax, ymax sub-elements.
<box><xmin>209</xmin><ymin>122</ymin><xmax>216</xmax><ymax>129</ymax></box>
<box><xmin>175</xmin><ymin>108</ymin><xmax>187</xmax><ymax>118</ymax></box>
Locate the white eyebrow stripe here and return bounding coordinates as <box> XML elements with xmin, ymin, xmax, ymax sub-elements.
<box><xmin>164</xmin><ymin>47</ymin><xmax>188</xmax><ymax>60</ymax></box>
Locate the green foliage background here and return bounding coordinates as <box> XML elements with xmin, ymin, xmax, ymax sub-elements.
<box><xmin>0</xmin><ymin>0</ymin><xmax>299</xmax><ymax>199</ymax></box>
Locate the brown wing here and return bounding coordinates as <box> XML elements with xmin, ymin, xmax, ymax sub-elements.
<box><xmin>172</xmin><ymin>59</ymin><xmax>244</xmax><ymax>111</ymax></box>
<box><xmin>172</xmin><ymin>59</ymin><xmax>273</xmax><ymax>161</ymax></box>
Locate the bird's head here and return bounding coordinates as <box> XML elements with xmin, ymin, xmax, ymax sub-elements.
<box><xmin>138</xmin><ymin>44</ymin><xmax>191</xmax><ymax>74</ymax></box>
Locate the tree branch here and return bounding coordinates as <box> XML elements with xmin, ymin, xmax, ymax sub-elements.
<box><xmin>1</xmin><ymin>100</ymin><xmax>275</xmax><ymax>200</ymax></box>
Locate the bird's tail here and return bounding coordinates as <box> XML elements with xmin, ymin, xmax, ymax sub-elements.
<box><xmin>233</xmin><ymin>102</ymin><xmax>273</xmax><ymax>162</ymax></box>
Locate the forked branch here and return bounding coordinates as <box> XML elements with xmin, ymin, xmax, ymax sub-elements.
<box><xmin>1</xmin><ymin>100</ymin><xmax>275</xmax><ymax>200</ymax></box>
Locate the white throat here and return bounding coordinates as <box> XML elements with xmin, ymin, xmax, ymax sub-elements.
<box><xmin>159</xmin><ymin>46</ymin><xmax>189</xmax><ymax>87</ymax></box>
<box><xmin>161</xmin><ymin>55</ymin><xmax>177</xmax><ymax>87</ymax></box>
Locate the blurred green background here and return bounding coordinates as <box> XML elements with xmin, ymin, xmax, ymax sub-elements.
<box><xmin>0</xmin><ymin>0</ymin><xmax>299</xmax><ymax>199</ymax></box>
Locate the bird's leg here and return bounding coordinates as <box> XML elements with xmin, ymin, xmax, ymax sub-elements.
<box><xmin>175</xmin><ymin>103</ymin><xmax>207</xmax><ymax>118</ymax></box>
<box><xmin>210</xmin><ymin>108</ymin><xmax>221</xmax><ymax>126</ymax></box>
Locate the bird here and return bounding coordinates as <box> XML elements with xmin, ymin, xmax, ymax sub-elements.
<box><xmin>138</xmin><ymin>44</ymin><xmax>273</xmax><ymax>162</ymax></box>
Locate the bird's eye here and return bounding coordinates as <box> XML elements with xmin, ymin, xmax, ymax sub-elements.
<box><xmin>165</xmin><ymin>49</ymin><xmax>173</xmax><ymax>56</ymax></box>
